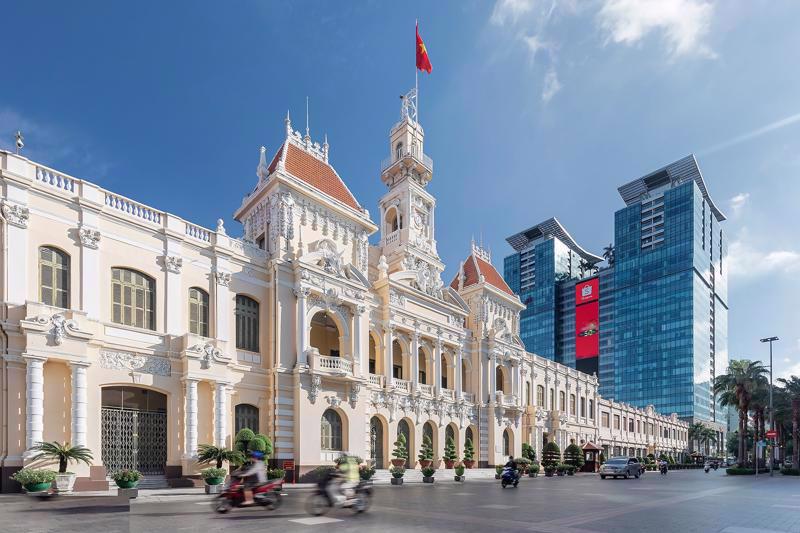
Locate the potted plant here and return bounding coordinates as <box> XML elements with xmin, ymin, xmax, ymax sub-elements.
<box><xmin>542</xmin><ymin>441</ymin><xmax>561</xmax><ymax>477</ymax></box>
<box><xmin>29</xmin><ymin>441</ymin><xmax>94</xmax><ymax>493</ymax></box>
<box><xmin>529</xmin><ymin>462</ymin><xmax>540</xmax><ymax>478</ymax></box>
<box><xmin>495</xmin><ymin>464</ymin><xmax>504</xmax><ymax>479</ymax></box>
<box><xmin>443</xmin><ymin>437</ymin><xmax>458</xmax><ymax>469</ymax></box>
<box><xmin>197</xmin><ymin>443</ymin><xmax>244</xmax><ymax>469</ymax></box>
<box><xmin>522</xmin><ymin>443</ymin><xmax>537</xmax><ymax>463</ymax></box>
<box><xmin>267</xmin><ymin>468</ymin><xmax>285</xmax><ymax>480</ymax></box>
<box><xmin>421</xmin><ymin>466</ymin><xmax>436</xmax><ymax>483</ymax></box>
<box><xmin>391</xmin><ymin>433</ymin><xmax>408</xmax><ymax>468</ymax></box>
<box><xmin>11</xmin><ymin>468</ymin><xmax>56</xmax><ymax>493</ymax></box>
<box><xmin>112</xmin><ymin>469</ymin><xmax>142</xmax><ymax>489</ymax></box>
<box><xmin>454</xmin><ymin>462</ymin><xmax>466</xmax><ymax>482</ymax></box>
<box><xmin>234</xmin><ymin>428</ymin><xmax>256</xmax><ymax>453</ymax></box>
<box><xmin>564</xmin><ymin>443</ymin><xmax>584</xmax><ymax>473</ymax></box>
<box><xmin>418</xmin><ymin>435</ymin><xmax>434</xmax><ymax>468</ymax></box>
<box><xmin>359</xmin><ymin>464</ymin><xmax>376</xmax><ymax>481</ymax></box>
<box><xmin>201</xmin><ymin>467</ymin><xmax>227</xmax><ymax>486</ymax></box>
<box><xmin>463</xmin><ymin>438</ymin><xmax>476</xmax><ymax>469</ymax></box>
<box><xmin>517</xmin><ymin>457</ymin><xmax>532</xmax><ymax>475</ymax></box>
<box><xmin>390</xmin><ymin>465</ymin><xmax>405</xmax><ymax>485</ymax></box>
<box><xmin>556</xmin><ymin>464</ymin><xmax>567</xmax><ymax>476</ymax></box>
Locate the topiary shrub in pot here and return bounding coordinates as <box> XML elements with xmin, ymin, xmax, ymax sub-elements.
<box><xmin>443</xmin><ymin>437</ymin><xmax>458</xmax><ymax>469</ymax></box>
<box><xmin>267</xmin><ymin>468</ymin><xmax>286</xmax><ymax>480</ymax></box>
<box><xmin>421</xmin><ymin>466</ymin><xmax>436</xmax><ymax>483</ymax></box>
<box><xmin>390</xmin><ymin>465</ymin><xmax>405</xmax><ymax>485</ymax></box>
<box><xmin>454</xmin><ymin>462</ymin><xmax>466</xmax><ymax>482</ymax></box>
<box><xmin>359</xmin><ymin>464</ymin><xmax>376</xmax><ymax>481</ymax></box>
<box><xmin>563</xmin><ymin>443</ymin><xmax>585</xmax><ymax>472</ymax></box>
<box><xmin>29</xmin><ymin>441</ymin><xmax>94</xmax><ymax>493</ymax></box>
<box><xmin>556</xmin><ymin>464</ymin><xmax>567</xmax><ymax>476</ymax></box>
<box><xmin>529</xmin><ymin>462</ymin><xmax>540</xmax><ymax>478</ymax></box>
<box><xmin>112</xmin><ymin>469</ymin><xmax>142</xmax><ymax>489</ymax></box>
<box><xmin>495</xmin><ymin>464</ymin><xmax>504</xmax><ymax>479</ymax></box>
<box><xmin>542</xmin><ymin>441</ymin><xmax>561</xmax><ymax>476</ymax></box>
<box><xmin>462</xmin><ymin>438</ymin><xmax>476</xmax><ymax>468</ymax></box>
<box><xmin>418</xmin><ymin>435</ymin><xmax>434</xmax><ymax>468</ymax></box>
<box><xmin>522</xmin><ymin>443</ymin><xmax>537</xmax><ymax>463</ymax></box>
<box><xmin>11</xmin><ymin>468</ymin><xmax>56</xmax><ymax>493</ymax></box>
<box><xmin>517</xmin><ymin>457</ymin><xmax>532</xmax><ymax>475</ymax></box>
<box><xmin>391</xmin><ymin>433</ymin><xmax>408</xmax><ymax>468</ymax></box>
<box><xmin>201</xmin><ymin>467</ymin><xmax>227</xmax><ymax>486</ymax></box>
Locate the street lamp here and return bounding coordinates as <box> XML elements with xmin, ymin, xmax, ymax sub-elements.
<box><xmin>760</xmin><ymin>336</ymin><xmax>779</xmax><ymax>477</ymax></box>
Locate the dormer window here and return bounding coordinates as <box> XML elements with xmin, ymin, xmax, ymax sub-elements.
<box><xmin>385</xmin><ymin>207</ymin><xmax>400</xmax><ymax>233</ymax></box>
<box><xmin>395</xmin><ymin>142</ymin><xmax>404</xmax><ymax>161</ymax></box>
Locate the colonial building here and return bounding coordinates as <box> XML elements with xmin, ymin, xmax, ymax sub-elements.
<box><xmin>0</xmin><ymin>92</ymin><xmax>687</xmax><ymax>490</ymax></box>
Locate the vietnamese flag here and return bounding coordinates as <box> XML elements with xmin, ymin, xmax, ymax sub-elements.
<box><xmin>416</xmin><ymin>23</ymin><xmax>432</xmax><ymax>73</ymax></box>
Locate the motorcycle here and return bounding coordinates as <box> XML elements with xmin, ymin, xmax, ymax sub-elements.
<box><xmin>211</xmin><ymin>476</ymin><xmax>284</xmax><ymax>514</ymax></box>
<box><xmin>659</xmin><ymin>464</ymin><xmax>668</xmax><ymax>475</ymax></box>
<box><xmin>704</xmin><ymin>464</ymin><xmax>710</xmax><ymax>473</ymax></box>
<box><xmin>500</xmin><ymin>467</ymin><xmax>520</xmax><ymax>488</ymax></box>
<box><xmin>306</xmin><ymin>478</ymin><xmax>372</xmax><ymax>516</ymax></box>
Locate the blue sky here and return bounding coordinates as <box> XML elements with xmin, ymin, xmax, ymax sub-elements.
<box><xmin>2</xmin><ymin>0</ymin><xmax>799</xmax><ymax>379</ymax></box>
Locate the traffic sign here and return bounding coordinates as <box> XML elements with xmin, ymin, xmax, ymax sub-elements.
<box><xmin>766</xmin><ymin>430</ymin><xmax>777</xmax><ymax>439</ymax></box>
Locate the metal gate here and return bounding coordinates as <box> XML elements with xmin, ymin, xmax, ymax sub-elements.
<box><xmin>101</xmin><ymin>408</ymin><xmax>167</xmax><ymax>475</ymax></box>
<box><xmin>370</xmin><ymin>417</ymin><xmax>384</xmax><ymax>469</ymax></box>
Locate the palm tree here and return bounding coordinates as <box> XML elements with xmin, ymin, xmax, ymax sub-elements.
<box><xmin>778</xmin><ymin>375</ymin><xmax>800</xmax><ymax>470</ymax></box>
<box><xmin>197</xmin><ymin>444</ymin><xmax>244</xmax><ymax>469</ymax></box>
<box><xmin>700</xmin><ymin>427</ymin><xmax>717</xmax><ymax>457</ymax></box>
<box><xmin>688</xmin><ymin>422</ymin><xmax>705</xmax><ymax>455</ymax></box>
<box><xmin>713</xmin><ymin>359</ymin><xmax>768</xmax><ymax>467</ymax></box>
<box><xmin>602</xmin><ymin>244</ymin><xmax>615</xmax><ymax>266</ymax></box>
<box><xmin>30</xmin><ymin>441</ymin><xmax>93</xmax><ymax>474</ymax></box>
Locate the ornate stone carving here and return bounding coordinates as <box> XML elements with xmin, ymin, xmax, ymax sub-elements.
<box><xmin>1</xmin><ymin>201</ymin><xmax>29</xmax><ymax>229</ymax></box>
<box><xmin>188</xmin><ymin>342</ymin><xmax>229</xmax><ymax>367</ymax></box>
<box><xmin>164</xmin><ymin>255</ymin><xmax>183</xmax><ymax>274</ymax></box>
<box><xmin>389</xmin><ymin>289</ymin><xmax>406</xmax><ymax>307</ymax></box>
<box><xmin>377</xmin><ymin>255</ymin><xmax>388</xmax><ymax>279</ymax></box>
<box><xmin>214</xmin><ymin>271</ymin><xmax>231</xmax><ymax>287</ymax></box>
<box><xmin>349</xmin><ymin>383</ymin><xmax>361</xmax><ymax>407</ymax></box>
<box><xmin>317</xmin><ymin>239</ymin><xmax>343</xmax><ymax>276</ymax></box>
<box><xmin>293</xmin><ymin>287</ymin><xmax>311</xmax><ymax>299</ymax></box>
<box><xmin>309</xmin><ymin>375</ymin><xmax>321</xmax><ymax>404</ymax></box>
<box><xmin>35</xmin><ymin>314</ymin><xmax>78</xmax><ymax>345</ymax></box>
<box><xmin>78</xmin><ymin>226</ymin><xmax>101</xmax><ymax>249</ymax></box>
<box><xmin>326</xmin><ymin>395</ymin><xmax>342</xmax><ymax>408</ymax></box>
<box><xmin>99</xmin><ymin>350</ymin><xmax>171</xmax><ymax>376</ymax></box>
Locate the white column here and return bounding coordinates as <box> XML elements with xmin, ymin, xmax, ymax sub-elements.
<box><xmin>353</xmin><ymin>305</ymin><xmax>365</xmax><ymax>377</ymax></box>
<box><xmin>511</xmin><ymin>362</ymin><xmax>520</xmax><ymax>402</ymax></box>
<box><xmin>70</xmin><ymin>362</ymin><xmax>90</xmax><ymax>447</ymax></box>
<box><xmin>384</xmin><ymin>326</ymin><xmax>394</xmax><ymax>388</ymax></box>
<box><xmin>411</xmin><ymin>332</ymin><xmax>419</xmax><ymax>391</ymax></box>
<box><xmin>24</xmin><ymin>356</ymin><xmax>46</xmax><ymax>454</ymax></box>
<box><xmin>295</xmin><ymin>288</ymin><xmax>309</xmax><ymax>366</ymax></box>
<box><xmin>215</xmin><ymin>382</ymin><xmax>229</xmax><ymax>447</ymax></box>
<box><xmin>434</xmin><ymin>340</ymin><xmax>443</xmax><ymax>396</ymax></box>
<box><xmin>455</xmin><ymin>347</ymin><xmax>463</xmax><ymax>400</ymax></box>
<box><xmin>488</xmin><ymin>355</ymin><xmax>497</xmax><ymax>404</ymax></box>
<box><xmin>184</xmin><ymin>378</ymin><xmax>199</xmax><ymax>458</ymax></box>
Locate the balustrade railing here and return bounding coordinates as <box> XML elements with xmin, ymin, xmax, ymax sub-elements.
<box><xmin>462</xmin><ymin>392</ymin><xmax>476</xmax><ymax>404</ymax></box>
<box><xmin>105</xmin><ymin>192</ymin><xmax>162</xmax><ymax>224</ymax></box>
<box><xmin>440</xmin><ymin>388</ymin><xmax>455</xmax><ymax>401</ymax></box>
<box><xmin>35</xmin><ymin>166</ymin><xmax>76</xmax><ymax>193</ymax></box>
<box><xmin>380</xmin><ymin>151</ymin><xmax>434</xmax><ymax>173</ymax></box>
<box><xmin>392</xmin><ymin>378</ymin><xmax>412</xmax><ymax>393</ymax></box>
<box><xmin>367</xmin><ymin>374</ymin><xmax>384</xmax><ymax>388</ymax></box>
<box><xmin>185</xmin><ymin>222</ymin><xmax>211</xmax><ymax>243</ymax></box>
<box><xmin>316</xmin><ymin>355</ymin><xmax>352</xmax><ymax>374</ymax></box>
<box><xmin>383</xmin><ymin>230</ymin><xmax>400</xmax><ymax>247</ymax></box>
<box><xmin>418</xmin><ymin>384</ymin><xmax>434</xmax><ymax>397</ymax></box>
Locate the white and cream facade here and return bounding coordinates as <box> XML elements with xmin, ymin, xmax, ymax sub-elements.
<box><xmin>0</xmin><ymin>94</ymin><xmax>687</xmax><ymax>490</ymax></box>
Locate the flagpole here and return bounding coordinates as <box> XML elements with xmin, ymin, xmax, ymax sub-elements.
<box><xmin>415</xmin><ymin>19</ymin><xmax>419</xmax><ymax>125</ymax></box>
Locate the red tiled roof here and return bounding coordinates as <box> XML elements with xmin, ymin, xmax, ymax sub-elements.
<box><xmin>268</xmin><ymin>142</ymin><xmax>361</xmax><ymax>211</ymax></box>
<box><xmin>450</xmin><ymin>254</ymin><xmax>515</xmax><ymax>297</ymax></box>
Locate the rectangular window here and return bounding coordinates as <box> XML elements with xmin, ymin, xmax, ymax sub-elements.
<box><xmin>39</xmin><ymin>247</ymin><xmax>70</xmax><ymax>309</ymax></box>
<box><xmin>235</xmin><ymin>295</ymin><xmax>259</xmax><ymax>351</ymax></box>
<box><xmin>614</xmin><ymin>414</ymin><xmax>620</xmax><ymax>430</ymax></box>
<box><xmin>589</xmin><ymin>400</ymin><xmax>595</xmax><ymax>419</ymax></box>
<box><xmin>188</xmin><ymin>288</ymin><xmax>209</xmax><ymax>337</ymax></box>
<box><xmin>580</xmin><ymin>397</ymin><xmax>586</xmax><ymax>418</ymax></box>
<box><xmin>602</xmin><ymin>412</ymin><xmax>610</xmax><ymax>428</ymax></box>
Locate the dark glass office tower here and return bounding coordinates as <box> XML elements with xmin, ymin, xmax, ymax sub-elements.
<box><xmin>612</xmin><ymin>155</ymin><xmax>728</xmax><ymax>423</ymax></box>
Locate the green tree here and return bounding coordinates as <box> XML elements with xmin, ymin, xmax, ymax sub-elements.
<box><xmin>714</xmin><ymin>359</ymin><xmax>768</xmax><ymax>467</ymax></box>
<box><xmin>197</xmin><ymin>444</ymin><xmax>244</xmax><ymax>469</ymax></box>
<box><xmin>234</xmin><ymin>428</ymin><xmax>256</xmax><ymax>454</ymax></box>
<box><xmin>521</xmin><ymin>442</ymin><xmax>536</xmax><ymax>461</ymax></box>
<box><xmin>463</xmin><ymin>438</ymin><xmax>475</xmax><ymax>461</ymax></box>
<box><xmin>541</xmin><ymin>441</ymin><xmax>561</xmax><ymax>469</ymax></box>
<box><xmin>778</xmin><ymin>376</ymin><xmax>800</xmax><ymax>470</ymax></box>
<box><xmin>563</xmin><ymin>443</ymin><xmax>584</xmax><ymax>469</ymax></box>
<box><xmin>393</xmin><ymin>433</ymin><xmax>408</xmax><ymax>460</ymax></box>
<box><xmin>688</xmin><ymin>422</ymin><xmax>705</xmax><ymax>454</ymax></box>
<box><xmin>30</xmin><ymin>441</ymin><xmax>93</xmax><ymax>474</ymax></box>
<box><xmin>444</xmin><ymin>437</ymin><xmax>458</xmax><ymax>463</ymax></box>
<box><xmin>418</xmin><ymin>435</ymin><xmax>434</xmax><ymax>463</ymax></box>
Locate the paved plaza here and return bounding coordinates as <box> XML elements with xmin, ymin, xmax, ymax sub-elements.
<box><xmin>2</xmin><ymin>470</ymin><xmax>799</xmax><ymax>533</ymax></box>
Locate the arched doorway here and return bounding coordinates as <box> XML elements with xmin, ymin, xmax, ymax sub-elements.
<box><xmin>445</xmin><ymin>423</ymin><xmax>458</xmax><ymax>454</ymax></box>
<box><xmin>503</xmin><ymin>428</ymin><xmax>513</xmax><ymax>457</ymax></box>
<box><xmin>423</xmin><ymin>421</ymin><xmax>437</xmax><ymax>460</ymax></box>
<box><xmin>398</xmin><ymin>419</ymin><xmax>412</xmax><ymax>461</ymax></box>
<box><xmin>369</xmin><ymin>416</ymin><xmax>386</xmax><ymax>468</ymax></box>
<box><xmin>101</xmin><ymin>386</ymin><xmax>167</xmax><ymax>475</ymax></box>
<box><xmin>310</xmin><ymin>311</ymin><xmax>341</xmax><ymax>357</ymax></box>
<box><xmin>496</xmin><ymin>366</ymin><xmax>508</xmax><ymax>394</ymax></box>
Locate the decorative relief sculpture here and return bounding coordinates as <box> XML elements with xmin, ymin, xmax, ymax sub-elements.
<box><xmin>35</xmin><ymin>313</ymin><xmax>78</xmax><ymax>346</ymax></box>
<box><xmin>349</xmin><ymin>383</ymin><xmax>361</xmax><ymax>407</ymax></box>
<box><xmin>1</xmin><ymin>202</ymin><xmax>29</xmax><ymax>229</ymax></box>
<box><xmin>326</xmin><ymin>395</ymin><xmax>342</xmax><ymax>408</ymax></box>
<box><xmin>78</xmin><ymin>226</ymin><xmax>101</xmax><ymax>249</ymax></box>
<box><xmin>99</xmin><ymin>350</ymin><xmax>171</xmax><ymax>376</ymax></box>
<box><xmin>214</xmin><ymin>271</ymin><xmax>231</xmax><ymax>287</ymax></box>
<box><xmin>164</xmin><ymin>255</ymin><xmax>183</xmax><ymax>274</ymax></box>
<box><xmin>308</xmin><ymin>375</ymin><xmax>321</xmax><ymax>404</ymax></box>
<box><xmin>389</xmin><ymin>289</ymin><xmax>406</xmax><ymax>307</ymax></box>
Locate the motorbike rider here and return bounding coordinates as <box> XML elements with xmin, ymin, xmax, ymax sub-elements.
<box><xmin>327</xmin><ymin>454</ymin><xmax>359</xmax><ymax>506</ymax></box>
<box><xmin>233</xmin><ymin>450</ymin><xmax>267</xmax><ymax>505</ymax></box>
<box><xmin>504</xmin><ymin>455</ymin><xmax>520</xmax><ymax>482</ymax></box>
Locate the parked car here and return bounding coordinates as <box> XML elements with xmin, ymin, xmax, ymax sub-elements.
<box><xmin>600</xmin><ymin>457</ymin><xmax>641</xmax><ymax>479</ymax></box>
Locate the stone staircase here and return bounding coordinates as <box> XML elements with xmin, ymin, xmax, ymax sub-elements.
<box><xmin>373</xmin><ymin>468</ymin><xmax>498</xmax><ymax>484</ymax></box>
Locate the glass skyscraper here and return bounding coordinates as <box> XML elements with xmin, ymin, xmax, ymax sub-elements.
<box><xmin>504</xmin><ymin>155</ymin><xmax>728</xmax><ymax>425</ymax></box>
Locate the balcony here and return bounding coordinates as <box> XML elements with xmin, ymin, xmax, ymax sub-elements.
<box><xmin>308</xmin><ymin>348</ymin><xmax>352</xmax><ymax>377</ymax></box>
<box><xmin>367</xmin><ymin>373</ymin><xmax>384</xmax><ymax>388</ymax></box>
<box><xmin>392</xmin><ymin>378</ymin><xmax>412</xmax><ymax>394</ymax></box>
<box><xmin>462</xmin><ymin>392</ymin><xmax>476</xmax><ymax>404</ymax></box>
<box><xmin>380</xmin><ymin>151</ymin><xmax>434</xmax><ymax>174</ymax></box>
<box><xmin>418</xmin><ymin>384</ymin><xmax>434</xmax><ymax>397</ymax></box>
<box><xmin>495</xmin><ymin>391</ymin><xmax>519</xmax><ymax>408</ymax></box>
<box><xmin>440</xmin><ymin>388</ymin><xmax>455</xmax><ymax>401</ymax></box>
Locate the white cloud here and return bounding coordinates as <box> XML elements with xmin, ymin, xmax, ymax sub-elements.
<box><xmin>779</xmin><ymin>360</ymin><xmax>800</xmax><ymax>381</ymax></box>
<box><xmin>523</xmin><ymin>34</ymin><xmax>555</xmax><ymax>61</ymax></box>
<box><xmin>729</xmin><ymin>192</ymin><xmax>749</xmax><ymax>216</ymax></box>
<box><xmin>491</xmin><ymin>0</ymin><xmax>536</xmax><ymax>26</ymax></box>
<box><xmin>542</xmin><ymin>68</ymin><xmax>562</xmax><ymax>102</ymax></box>
<box><xmin>727</xmin><ymin>231</ymin><xmax>800</xmax><ymax>281</ymax></box>
<box><xmin>700</xmin><ymin>111</ymin><xmax>800</xmax><ymax>156</ymax></box>
<box><xmin>597</xmin><ymin>0</ymin><xmax>716</xmax><ymax>58</ymax></box>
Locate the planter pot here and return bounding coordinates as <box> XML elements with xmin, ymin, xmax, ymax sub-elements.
<box><xmin>528</xmin><ymin>472</ymin><xmax>538</xmax><ymax>478</ymax></box>
<box><xmin>454</xmin><ymin>475</ymin><xmax>465</xmax><ymax>482</ymax></box>
<box><xmin>545</xmin><ymin>471</ymin><xmax>554</xmax><ymax>477</ymax></box>
<box><xmin>24</xmin><ymin>482</ymin><xmax>52</xmax><ymax>493</ymax></box>
<box><xmin>54</xmin><ymin>473</ymin><xmax>77</xmax><ymax>493</ymax></box>
<box><xmin>567</xmin><ymin>471</ymin><xmax>574</xmax><ymax>476</ymax></box>
<box><xmin>390</xmin><ymin>459</ymin><xmax>406</xmax><ymax>468</ymax></box>
<box><xmin>204</xmin><ymin>477</ymin><xmax>224</xmax><ymax>486</ymax></box>
<box><xmin>422</xmin><ymin>476</ymin><xmax>435</xmax><ymax>483</ymax></box>
<box><xmin>115</xmin><ymin>480</ymin><xmax>139</xmax><ymax>489</ymax></box>
<box><xmin>556</xmin><ymin>472</ymin><xmax>565</xmax><ymax>477</ymax></box>
<box><xmin>495</xmin><ymin>474</ymin><xmax>501</xmax><ymax>479</ymax></box>
<box><xmin>390</xmin><ymin>477</ymin><xmax>403</xmax><ymax>485</ymax></box>
<box><xmin>419</xmin><ymin>460</ymin><xmax>432</xmax><ymax>469</ymax></box>
<box><xmin>463</xmin><ymin>460</ymin><xmax>475</xmax><ymax>469</ymax></box>
<box><xmin>205</xmin><ymin>484</ymin><xmax>222</xmax><ymax>494</ymax></box>
<box><xmin>444</xmin><ymin>460</ymin><xmax>455</xmax><ymax>469</ymax></box>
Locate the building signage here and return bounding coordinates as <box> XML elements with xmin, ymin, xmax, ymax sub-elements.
<box><xmin>575</xmin><ymin>277</ymin><xmax>599</xmax><ymax>375</ymax></box>
<box><xmin>575</xmin><ymin>278</ymin><xmax>599</xmax><ymax>305</ymax></box>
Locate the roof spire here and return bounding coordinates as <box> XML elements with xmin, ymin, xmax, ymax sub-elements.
<box><xmin>256</xmin><ymin>145</ymin><xmax>269</xmax><ymax>181</ymax></box>
<box><xmin>304</xmin><ymin>96</ymin><xmax>310</xmax><ymax>143</ymax></box>
<box><xmin>285</xmin><ymin>110</ymin><xmax>292</xmax><ymax>137</ymax></box>
<box><xmin>322</xmin><ymin>133</ymin><xmax>329</xmax><ymax>162</ymax></box>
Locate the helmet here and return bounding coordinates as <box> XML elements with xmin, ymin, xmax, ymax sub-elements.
<box><xmin>250</xmin><ymin>451</ymin><xmax>265</xmax><ymax>460</ymax></box>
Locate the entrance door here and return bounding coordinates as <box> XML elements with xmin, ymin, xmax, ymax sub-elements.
<box><xmin>369</xmin><ymin>417</ymin><xmax>384</xmax><ymax>469</ymax></box>
<box><xmin>101</xmin><ymin>386</ymin><xmax>167</xmax><ymax>475</ymax></box>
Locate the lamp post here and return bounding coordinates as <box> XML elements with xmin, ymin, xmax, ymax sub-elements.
<box><xmin>760</xmin><ymin>336</ymin><xmax>779</xmax><ymax>477</ymax></box>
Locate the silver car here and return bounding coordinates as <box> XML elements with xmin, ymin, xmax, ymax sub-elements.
<box><xmin>600</xmin><ymin>457</ymin><xmax>641</xmax><ymax>479</ymax></box>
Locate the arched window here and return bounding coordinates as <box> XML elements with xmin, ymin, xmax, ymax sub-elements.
<box><xmin>321</xmin><ymin>409</ymin><xmax>343</xmax><ymax>451</ymax></box>
<box><xmin>465</xmin><ymin>426</ymin><xmax>474</xmax><ymax>447</ymax></box>
<box><xmin>418</xmin><ymin>349</ymin><xmax>427</xmax><ymax>384</ymax></box>
<box><xmin>570</xmin><ymin>394</ymin><xmax>576</xmax><ymax>415</ymax></box>
<box><xmin>395</xmin><ymin>142</ymin><xmax>404</xmax><ymax>160</ymax></box>
<box><xmin>235</xmin><ymin>295</ymin><xmax>259</xmax><ymax>352</ymax></box>
<box><xmin>368</xmin><ymin>334</ymin><xmax>377</xmax><ymax>374</ymax></box>
<box><xmin>392</xmin><ymin>340</ymin><xmax>403</xmax><ymax>379</ymax></box>
<box><xmin>39</xmin><ymin>246</ymin><xmax>70</xmax><ymax>308</ymax></box>
<box><xmin>445</xmin><ymin>424</ymin><xmax>455</xmax><ymax>444</ymax></box>
<box><xmin>398</xmin><ymin>419</ymin><xmax>411</xmax><ymax>459</ymax></box>
<box><xmin>559</xmin><ymin>391</ymin><xmax>566</xmax><ymax>412</ymax></box>
<box><xmin>503</xmin><ymin>429</ymin><xmax>511</xmax><ymax>456</ymax></box>
<box><xmin>310</xmin><ymin>312</ymin><xmax>340</xmax><ymax>357</ymax></box>
<box><xmin>188</xmin><ymin>287</ymin><xmax>209</xmax><ymax>337</ymax></box>
<box><xmin>111</xmin><ymin>268</ymin><xmax>155</xmax><ymax>330</ymax></box>
<box><xmin>385</xmin><ymin>207</ymin><xmax>399</xmax><ymax>233</ymax></box>
<box><xmin>235</xmin><ymin>404</ymin><xmax>259</xmax><ymax>434</ymax></box>
<box><xmin>495</xmin><ymin>366</ymin><xmax>504</xmax><ymax>393</ymax></box>
<box><xmin>537</xmin><ymin>385</ymin><xmax>545</xmax><ymax>407</ymax></box>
